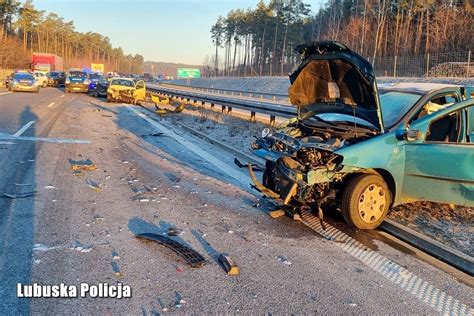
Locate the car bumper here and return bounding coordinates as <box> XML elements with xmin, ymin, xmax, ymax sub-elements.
<box><xmin>66</xmin><ymin>83</ymin><xmax>89</xmax><ymax>92</ymax></box>
<box><xmin>11</xmin><ymin>85</ymin><xmax>39</xmax><ymax>92</ymax></box>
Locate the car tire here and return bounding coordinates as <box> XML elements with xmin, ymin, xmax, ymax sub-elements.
<box><xmin>341</xmin><ymin>173</ymin><xmax>391</xmax><ymax>230</ymax></box>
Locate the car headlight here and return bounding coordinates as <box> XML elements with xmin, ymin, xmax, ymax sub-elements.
<box><xmin>65</xmin><ymin>78</ymin><xmax>70</xmax><ymax>84</ymax></box>
<box><xmin>261</xmin><ymin>128</ymin><xmax>271</xmax><ymax>138</ymax></box>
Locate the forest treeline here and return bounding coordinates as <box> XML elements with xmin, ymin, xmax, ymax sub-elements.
<box><xmin>0</xmin><ymin>0</ymin><xmax>144</xmax><ymax>72</ymax></box>
<box><xmin>208</xmin><ymin>0</ymin><xmax>474</xmax><ymax>76</ymax></box>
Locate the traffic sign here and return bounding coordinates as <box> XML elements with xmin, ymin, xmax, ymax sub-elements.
<box><xmin>177</xmin><ymin>68</ymin><xmax>201</xmax><ymax>78</ymax></box>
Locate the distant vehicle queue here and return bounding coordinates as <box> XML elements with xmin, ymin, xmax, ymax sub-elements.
<box><xmin>4</xmin><ymin>68</ymin><xmax>151</xmax><ymax>105</ymax></box>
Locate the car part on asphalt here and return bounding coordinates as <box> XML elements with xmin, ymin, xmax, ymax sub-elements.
<box><xmin>233</xmin><ymin>157</ymin><xmax>264</xmax><ymax>172</ymax></box>
<box><xmin>151</xmin><ymin>95</ymin><xmax>185</xmax><ymax>116</ymax></box>
<box><xmin>218</xmin><ymin>253</ymin><xmax>240</xmax><ymax>276</ymax></box>
<box><xmin>68</xmin><ymin>158</ymin><xmax>97</xmax><ymax>171</ymax></box>
<box><xmin>135</xmin><ymin>232</ymin><xmax>206</xmax><ymax>268</ymax></box>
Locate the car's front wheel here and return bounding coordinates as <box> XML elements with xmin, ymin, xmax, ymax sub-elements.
<box><xmin>341</xmin><ymin>173</ymin><xmax>391</xmax><ymax>230</ymax></box>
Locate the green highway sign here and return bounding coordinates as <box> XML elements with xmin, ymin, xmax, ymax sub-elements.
<box><xmin>177</xmin><ymin>68</ymin><xmax>201</xmax><ymax>78</ymax></box>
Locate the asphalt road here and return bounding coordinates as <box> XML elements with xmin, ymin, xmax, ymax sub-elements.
<box><xmin>0</xmin><ymin>88</ymin><xmax>472</xmax><ymax>314</ymax></box>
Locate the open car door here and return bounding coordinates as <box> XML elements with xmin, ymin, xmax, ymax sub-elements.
<box><xmin>134</xmin><ymin>80</ymin><xmax>146</xmax><ymax>102</ymax></box>
<box><xmin>401</xmin><ymin>99</ymin><xmax>474</xmax><ymax>206</ymax></box>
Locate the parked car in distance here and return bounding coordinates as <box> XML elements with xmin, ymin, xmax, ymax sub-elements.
<box><xmin>8</xmin><ymin>72</ymin><xmax>39</xmax><ymax>93</ymax></box>
<box><xmin>47</xmin><ymin>71</ymin><xmax>66</xmax><ymax>87</ymax></box>
<box><xmin>90</xmin><ymin>76</ymin><xmax>109</xmax><ymax>98</ymax></box>
<box><xmin>88</xmin><ymin>73</ymin><xmax>102</xmax><ymax>91</ymax></box>
<box><xmin>106</xmin><ymin>78</ymin><xmax>146</xmax><ymax>104</ymax></box>
<box><xmin>250</xmin><ymin>40</ymin><xmax>474</xmax><ymax>230</ymax></box>
<box><xmin>32</xmin><ymin>71</ymin><xmax>48</xmax><ymax>88</ymax></box>
<box><xmin>65</xmin><ymin>70</ymin><xmax>90</xmax><ymax>93</ymax></box>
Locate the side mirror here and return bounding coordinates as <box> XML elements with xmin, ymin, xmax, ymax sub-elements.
<box><xmin>403</xmin><ymin>129</ymin><xmax>422</xmax><ymax>142</ymax></box>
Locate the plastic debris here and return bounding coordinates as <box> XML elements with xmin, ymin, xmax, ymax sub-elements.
<box><xmin>218</xmin><ymin>253</ymin><xmax>240</xmax><ymax>276</ymax></box>
<box><xmin>85</xmin><ymin>178</ymin><xmax>102</xmax><ymax>191</ymax></box>
<box><xmin>135</xmin><ymin>232</ymin><xmax>206</xmax><ymax>268</ymax></box>
<box><xmin>68</xmin><ymin>158</ymin><xmax>97</xmax><ymax>171</ymax></box>
<box><xmin>277</xmin><ymin>255</ymin><xmax>292</xmax><ymax>265</ymax></box>
<box><xmin>44</xmin><ymin>185</ymin><xmax>56</xmax><ymax>190</ymax></box>
<box><xmin>269</xmin><ymin>209</ymin><xmax>286</xmax><ymax>218</ymax></box>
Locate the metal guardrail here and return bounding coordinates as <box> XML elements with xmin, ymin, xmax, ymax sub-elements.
<box><xmin>159</xmin><ymin>82</ymin><xmax>289</xmax><ymax>101</ymax></box>
<box><xmin>147</xmin><ymin>84</ymin><xmax>296</xmax><ymax>124</ymax></box>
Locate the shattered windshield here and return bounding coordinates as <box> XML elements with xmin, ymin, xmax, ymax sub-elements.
<box><xmin>379</xmin><ymin>91</ymin><xmax>421</xmax><ymax>127</ymax></box>
<box><xmin>111</xmin><ymin>79</ymin><xmax>134</xmax><ymax>87</ymax></box>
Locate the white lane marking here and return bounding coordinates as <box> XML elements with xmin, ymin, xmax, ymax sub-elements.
<box><xmin>0</xmin><ymin>135</ymin><xmax>90</xmax><ymax>144</ymax></box>
<box><xmin>60</xmin><ymin>94</ymin><xmax>65</xmax><ymax>98</ymax></box>
<box><xmin>0</xmin><ymin>92</ymin><xmax>12</xmax><ymax>96</ymax></box>
<box><xmin>131</xmin><ymin>105</ymin><xmax>473</xmax><ymax>315</ymax></box>
<box><xmin>129</xmin><ymin>106</ymin><xmax>250</xmax><ymax>185</ymax></box>
<box><xmin>47</xmin><ymin>102</ymin><xmax>55</xmax><ymax>108</ymax></box>
<box><xmin>13</xmin><ymin>121</ymin><xmax>35</xmax><ymax>137</ymax></box>
<box><xmin>0</xmin><ymin>141</ymin><xmax>16</xmax><ymax>145</ymax></box>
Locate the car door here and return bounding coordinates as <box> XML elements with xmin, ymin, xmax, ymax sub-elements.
<box><xmin>401</xmin><ymin>100</ymin><xmax>474</xmax><ymax>206</ymax></box>
<box><xmin>133</xmin><ymin>80</ymin><xmax>146</xmax><ymax>101</ymax></box>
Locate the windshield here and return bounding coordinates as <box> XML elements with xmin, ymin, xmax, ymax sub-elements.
<box><xmin>111</xmin><ymin>79</ymin><xmax>133</xmax><ymax>87</ymax></box>
<box><xmin>13</xmin><ymin>73</ymin><xmax>34</xmax><ymax>80</ymax></box>
<box><xmin>379</xmin><ymin>91</ymin><xmax>421</xmax><ymax>127</ymax></box>
<box><xmin>68</xmin><ymin>71</ymin><xmax>87</xmax><ymax>77</ymax></box>
<box><xmin>89</xmin><ymin>74</ymin><xmax>101</xmax><ymax>79</ymax></box>
<box><xmin>48</xmin><ymin>72</ymin><xmax>60</xmax><ymax>78</ymax></box>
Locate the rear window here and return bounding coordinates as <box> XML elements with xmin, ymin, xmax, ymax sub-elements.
<box><xmin>111</xmin><ymin>79</ymin><xmax>133</xmax><ymax>87</ymax></box>
<box><xmin>13</xmin><ymin>73</ymin><xmax>35</xmax><ymax>80</ymax></box>
<box><xmin>68</xmin><ymin>71</ymin><xmax>87</xmax><ymax>77</ymax></box>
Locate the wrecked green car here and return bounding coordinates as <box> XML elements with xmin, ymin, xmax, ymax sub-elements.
<box><xmin>250</xmin><ymin>41</ymin><xmax>474</xmax><ymax>229</ymax></box>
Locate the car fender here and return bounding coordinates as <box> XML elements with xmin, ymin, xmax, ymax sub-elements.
<box><xmin>335</xmin><ymin>131</ymin><xmax>406</xmax><ymax>205</ymax></box>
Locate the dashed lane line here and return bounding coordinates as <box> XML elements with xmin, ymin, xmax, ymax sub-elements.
<box><xmin>12</xmin><ymin>121</ymin><xmax>35</xmax><ymax>137</ymax></box>
<box><xmin>0</xmin><ymin>92</ymin><xmax>12</xmax><ymax>96</ymax></box>
<box><xmin>47</xmin><ymin>102</ymin><xmax>55</xmax><ymax>108</ymax></box>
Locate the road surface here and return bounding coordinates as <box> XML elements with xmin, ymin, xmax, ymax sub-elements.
<box><xmin>0</xmin><ymin>88</ymin><xmax>472</xmax><ymax>314</ymax></box>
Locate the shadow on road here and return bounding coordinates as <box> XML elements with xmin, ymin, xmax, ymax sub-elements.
<box><xmin>0</xmin><ymin>106</ymin><xmax>38</xmax><ymax>314</ymax></box>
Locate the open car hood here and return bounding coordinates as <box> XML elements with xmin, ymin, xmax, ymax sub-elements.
<box><xmin>289</xmin><ymin>41</ymin><xmax>384</xmax><ymax>132</ymax></box>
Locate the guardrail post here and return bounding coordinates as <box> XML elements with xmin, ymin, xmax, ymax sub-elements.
<box><xmin>270</xmin><ymin>115</ymin><xmax>276</xmax><ymax>126</ymax></box>
<box><xmin>210</xmin><ymin>103</ymin><xmax>215</xmax><ymax>109</ymax></box>
<box><xmin>250</xmin><ymin>111</ymin><xmax>256</xmax><ymax>122</ymax></box>
<box><xmin>393</xmin><ymin>55</ymin><xmax>397</xmax><ymax>77</ymax></box>
<box><xmin>467</xmin><ymin>51</ymin><xmax>471</xmax><ymax>77</ymax></box>
<box><xmin>227</xmin><ymin>107</ymin><xmax>232</xmax><ymax>114</ymax></box>
<box><xmin>201</xmin><ymin>101</ymin><xmax>205</xmax><ymax>107</ymax></box>
<box><xmin>221</xmin><ymin>105</ymin><xmax>226</xmax><ymax>113</ymax></box>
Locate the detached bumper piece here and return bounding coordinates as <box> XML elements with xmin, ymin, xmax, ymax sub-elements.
<box><xmin>135</xmin><ymin>233</ymin><xmax>206</xmax><ymax>268</ymax></box>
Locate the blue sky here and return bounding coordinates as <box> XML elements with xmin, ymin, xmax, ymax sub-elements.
<box><xmin>33</xmin><ymin>0</ymin><xmax>270</xmax><ymax>65</ymax></box>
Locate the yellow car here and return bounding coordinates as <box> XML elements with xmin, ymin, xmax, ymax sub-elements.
<box><xmin>106</xmin><ymin>78</ymin><xmax>146</xmax><ymax>104</ymax></box>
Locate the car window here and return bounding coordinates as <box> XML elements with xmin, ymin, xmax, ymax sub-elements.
<box><xmin>135</xmin><ymin>81</ymin><xmax>144</xmax><ymax>89</ymax></box>
<box><xmin>379</xmin><ymin>91</ymin><xmax>421</xmax><ymax>128</ymax></box>
<box><xmin>68</xmin><ymin>71</ymin><xmax>87</xmax><ymax>77</ymax></box>
<box><xmin>413</xmin><ymin>93</ymin><xmax>459</xmax><ymax>122</ymax></box>
<box><xmin>425</xmin><ymin>109</ymin><xmax>464</xmax><ymax>143</ymax></box>
<box><xmin>111</xmin><ymin>79</ymin><xmax>133</xmax><ymax>87</ymax></box>
<box><xmin>13</xmin><ymin>73</ymin><xmax>35</xmax><ymax>80</ymax></box>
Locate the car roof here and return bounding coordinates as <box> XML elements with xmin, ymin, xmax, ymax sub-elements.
<box><xmin>378</xmin><ymin>82</ymin><xmax>462</xmax><ymax>95</ymax></box>
<box><xmin>111</xmin><ymin>77</ymin><xmax>134</xmax><ymax>81</ymax></box>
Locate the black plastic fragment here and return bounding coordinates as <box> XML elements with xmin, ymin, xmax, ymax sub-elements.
<box><xmin>234</xmin><ymin>158</ymin><xmax>264</xmax><ymax>171</ymax></box>
<box><xmin>136</xmin><ymin>233</ymin><xmax>206</xmax><ymax>268</ymax></box>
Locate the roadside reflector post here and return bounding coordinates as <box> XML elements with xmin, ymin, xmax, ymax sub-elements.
<box><xmin>270</xmin><ymin>115</ymin><xmax>276</xmax><ymax>126</ymax></box>
<box><xmin>250</xmin><ymin>111</ymin><xmax>256</xmax><ymax>122</ymax></box>
<box><xmin>273</xmin><ymin>96</ymin><xmax>276</xmax><ymax>101</ymax></box>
